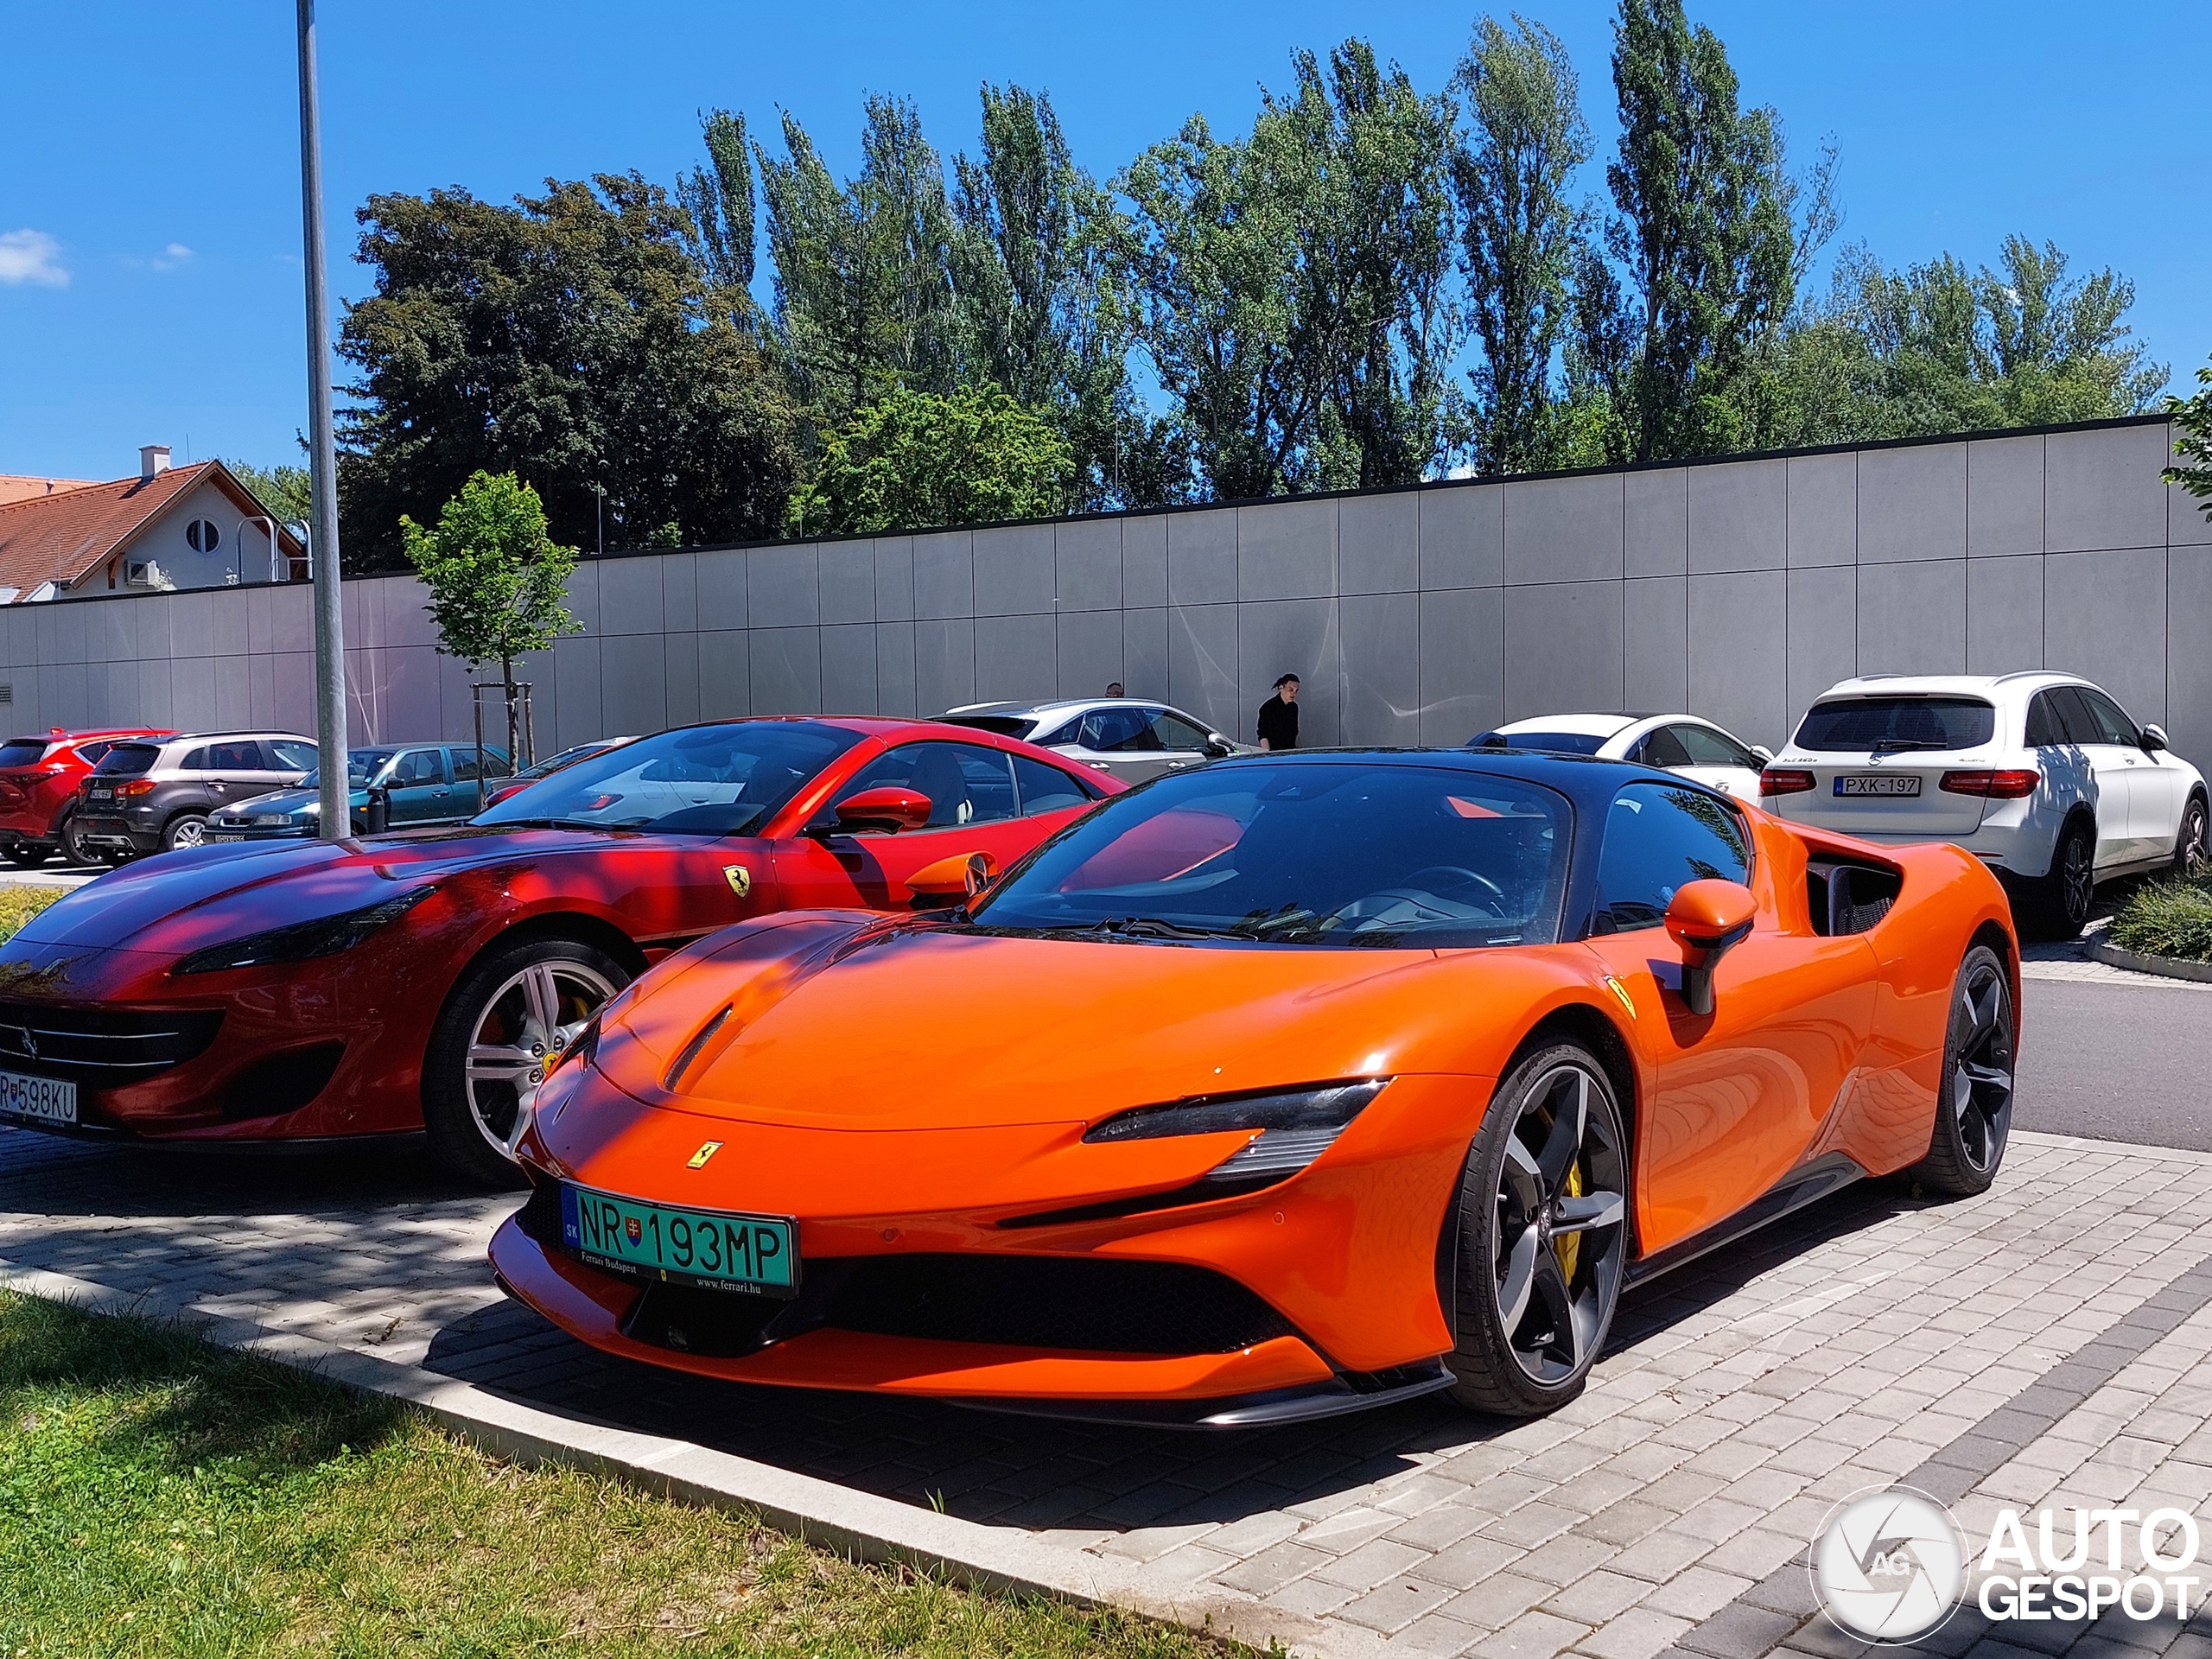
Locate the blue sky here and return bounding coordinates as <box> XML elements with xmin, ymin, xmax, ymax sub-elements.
<box><xmin>1</xmin><ymin>1</ymin><xmax>2202</xmax><ymax>483</ymax></box>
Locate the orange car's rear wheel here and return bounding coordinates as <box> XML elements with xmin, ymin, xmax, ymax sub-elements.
<box><xmin>1444</xmin><ymin>1044</ymin><xmax>1628</xmax><ymax>1417</ymax></box>
<box><xmin>1911</xmin><ymin>944</ymin><xmax>2014</xmax><ymax>1197</ymax></box>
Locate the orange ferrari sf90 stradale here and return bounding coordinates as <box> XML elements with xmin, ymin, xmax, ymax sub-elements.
<box><xmin>489</xmin><ymin>749</ymin><xmax>2019</xmax><ymax>1425</ymax></box>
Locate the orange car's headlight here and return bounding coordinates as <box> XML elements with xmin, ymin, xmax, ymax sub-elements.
<box><xmin>1084</xmin><ymin>1078</ymin><xmax>1389</xmax><ymax>1189</ymax></box>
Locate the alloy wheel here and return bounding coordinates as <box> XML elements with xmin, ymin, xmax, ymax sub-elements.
<box><xmin>2061</xmin><ymin>830</ymin><xmax>2093</xmax><ymax>926</ymax></box>
<box><xmin>1493</xmin><ymin>1063</ymin><xmax>1627</xmax><ymax>1384</ymax></box>
<box><xmin>168</xmin><ymin>817</ymin><xmax>207</xmax><ymax>851</ymax></box>
<box><xmin>2182</xmin><ymin>801</ymin><xmax>2209</xmax><ymax>880</ymax></box>
<box><xmin>462</xmin><ymin>958</ymin><xmax>617</xmax><ymax>1157</ymax></box>
<box><xmin>1950</xmin><ymin>958</ymin><xmax>2014</xmax><ymax>1173</ymax></box>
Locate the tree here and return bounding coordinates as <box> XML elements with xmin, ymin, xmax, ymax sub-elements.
<box><xmin>226</xmin><ymin>458</ymin><xmax>312</xmax><ymax>528</ymax></box>
<box><xmin>1453</xmin><ymin>16</ymin><xmax>1591</xmax><ymax>475</ymax></box>
<box><xmin>338</xmin><ymin>175</ymin><xmax>797</xmax><ymax>569</ymax></box>
<box><xmin>2170</xmin><ymin>365</ymin><xmax>2212</xmax><ymax>524</ymax></box>
<box><xmin>757</xmin><ymin>99</ymin><xmax>960</xmax><ymax>434</ymax></box>
<box><xmin>785</xmin><ymin>384</ymin><xmax>1072</xmax><ymax>535</ymax></box>
<box><xmin>401</xmin><ymin>471</ymin><xmax>582</xmax><ymax>766</ymax></box>
<box><xmin>677</xmin><ymin>108</ymin><xmax>761</xmax><ymax>334</ymax></box>
<box><xmin>1576</xmin><ymin>0</ymin><xmax>1835</xmax><ymax>461</ymax></box>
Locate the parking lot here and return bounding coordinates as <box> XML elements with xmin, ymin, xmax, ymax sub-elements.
<box><xmin>3</xmin><ymin>947</ymin><xmax>2209</xmax><ymax>1659</ymax></box>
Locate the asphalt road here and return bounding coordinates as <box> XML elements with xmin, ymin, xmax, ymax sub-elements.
<box><xmin>2016</xmin><ymin>976</ymin><xmax>2212</xmax><ymax>1151</ymax></box>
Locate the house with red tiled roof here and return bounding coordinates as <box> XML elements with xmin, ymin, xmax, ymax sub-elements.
<box><xmin>0</xmin><ymin>475</ymin><xmax>96</xmax><ymax>506</ymax></box>
<box><xmin>0</xmin><ymin>447</ymin><xmax>307</xmax><ymax>603</ymax></box>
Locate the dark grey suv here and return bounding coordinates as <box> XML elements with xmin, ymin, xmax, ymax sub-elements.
<box><xmin>77</xmin><ymin>731</ymin><xmax>317</xmax><ymax>857</ymax></box>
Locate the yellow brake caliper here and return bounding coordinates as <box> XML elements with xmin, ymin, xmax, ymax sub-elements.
<box><xmin>1556</xmin><ymin>1156</ymin><xmax>1583</xmax><ymax>1284</ymax></box>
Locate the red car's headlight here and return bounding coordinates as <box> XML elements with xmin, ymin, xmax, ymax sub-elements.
<box><xmin>170</xmin><ymin>887</ymin><xmax>435</xmax><ymax>976</ymax></box>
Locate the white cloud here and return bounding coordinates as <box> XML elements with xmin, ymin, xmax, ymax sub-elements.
<box><xmin>0</xmin><ymin>230</ymin><xmax>67</xmax><ymax>287</ymax></box>
<box><xmin>153</xmin><ymin>242</ymin><xmax>194</xmax><ymax>270</ymax></box>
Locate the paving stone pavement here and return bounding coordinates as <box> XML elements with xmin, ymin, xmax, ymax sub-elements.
<box><xmin>4</xmin><ymin>1125</ymin><xmax>2212</xmax><ymax>1659</ymax></box>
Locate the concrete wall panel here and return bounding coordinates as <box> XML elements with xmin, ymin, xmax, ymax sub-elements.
<box><xmin>1123</xmin><ymin>515</ymin><xmax>1168</xmax><ymax>608</ymax></box>
<box><xmin>550</xmin><ymin>634</ymin><xmax>601</xmax><ymax>749</ymax></box>
<box><xmin>1624</xmin><ymin>576</ymin><xmax>1688</xmax><ymax>715</ymax></box>
<box><xmin>1966</xmin><ymin>556</ymin><xmax>2044</xmax><ymax>676</ymax></box>
<box><xmin>749</xmin><ymin>626</ymin><xmax>821</xmax><ymax>717</ymax></box>
<box><xmin>2046</xmin><ymin>423</ymin><xmax>2170</xmax><ymax>553</ymax></box>
<box><xmin>819</xmin><ymin>622</ymin><xmax>877</xmax><ymax>714</ymax></box>
<box><xmin>912</xmin><ymin>531</ymin><xmax>974</xmax><ymax>620</ymax></box>
<box><xmin>972</xmin><ymin>524</ymin><xmax>1055</xmax><ymax>617</ymax></box>
<box><xmin>1859</xmin><ymin>443</ymin><xmax>1966</xmax><ymax>563</ymax></box>
<box><xmin>817</xmin><ymin>540</ymin><xmax>875</xmax><ymax>625</ymax></box>
<box><xmin>1505</xmin><ymin>474</ymin><xmax>1622</xmax><ymax>586</ymax></box>
<box><xmin>746</xmin><ymin>544</ymin><xmax>817</xmax><ymax>630</ymax></box>
<box><xmin>601</xmin><ymin>556</ymin><xmax>667</xmax><ymax>635</ymax></box>
<box><xmin>1340</xmin><ymin>591</ymin><xmax>1419</xmax><ymax>747</ymax></box>
<box><xmin>1688</xmin><ymin>458</ymin><xmax>1787</xmax><ymax>574</ymax></box>
<box><xmin>1238</xmin><ymin>497</ymin><xmax>1337</xmax><ymax>601</ymax></box>
<box><xmin>1239</xmin><ymin>598</ymin><xmax>1338</xmax><ymax>746</ymax></box>
<box><xmin>1858</xmin><ymin>560</ymin><xmax>1967</xmax><ymax>678</ymax></box>
<box><xmin>1418</xmin><ymin>485</ymin><xmax>1503</xmax><ymax>591</ymax></box>
<box><xmin>2169</xmin><ymin>546</ymin><xmax>2212</xmax><ymax>757</ymax></box>
<box><xmin>1056</xmin><ymin>609</ymin><xmax>1122</xmax><ymax>702</ymax></box>
<box><xmin>1688</xmin><ymin>570</ymin><xmax>1789</xmax><ymax>747</ymax></box>
<box><xmin>1787</xmin><ymin>566</ymin><xmax>1857</xmax><ymax>722</ymax></box>
<box><xmin>1122</xmin><ymin>607</ymin><xmax>1169</xmax><ymax>704</ymax></box>
<box><xmin>1968</xmin><ymin>435</ymin><xmax>2044</xmax><ymax>558</ymax></box>
<box><xmin>695</xmin><ymin>549</ymin><xmax>748</xmax><ymax>631</ymax></box>
<box><xmin>974</xmin><ymin>613</ymin><xmax>1057</xmax><ymax>703</ymax></box>
<box><xmin>1055</xmin><ymin>518</ymin><xmax>1122</xmax><ymax>612</ymax></box>
<box><xmin>601</xmin><ymin>634</ymin><xmax>668</xmax><ymax>735</ymax></box>
<box><xmin>1418</xmin><ymin>587</ymin><xmax>1504</xmax><ymax>745</ymax></box>
<box><xmin>1168</xmin><ymin>510</ymin><xmax>1237</xmax><ymax>606</ymax></box>
<box><xmin>1787</xmin><ymin>453</ymin><xmax>1856</xmax><ymax>569</ymax></box>
<box><xmin>1167</xmin><ymin>602</ymin><xmax>1240</xmax><ymax>739</ymax></box>
<box><xmin>1624</xmin><ymin>468</ymin><xmax>1687</xmax><ymax>578</ymax></box>
<box><xmin>871</xmin><ymin>537</ymin><xmax>913</xmax><ymax>623</ymax></box>
<box><xmin>1505</xmin><ymin>582</ymin><xmax>1623</xmax><ymax>720</ymax></box>
<box><xmin>2045</xmin><ymin>546</ymin><xmax>2166</xmax><ymax>723</ymax></box>
<box><xmin>697</xmin><ymin>630</ymin><xmax>751</xmax><ymax>721</ymax></box>
<box><xmin>1339</xmin><ymin>492</ymin><xmax>1416</xmax><ymax>595</ymax></box>
<box><xmin>874</xmin><ymin>623</ymin><xmax>916</xmax><ymax>717</ymax></box>
<box><xmin>913</xmin><ymin>617</ymin><xmax>975</xmax><ymax>715</ymax></box>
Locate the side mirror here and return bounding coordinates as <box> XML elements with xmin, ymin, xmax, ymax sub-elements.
<box><xmin>1751</xmin><ymin>745</ymin><xmax>1775</xmax><ymax>766</ymax></box>
<box><xmin>1205</xmin><ymin>735</ymin><xmax>1233</xmax><ymax>759</ymax></box>
<box><xmin>906</xmin><ymin>850</ymin><xmax>996</xmax><ymax>907</ymax></box>
<box><xmin>833</xmin><ymin>786</ymin><xmax>932</xmax><ymax>835</ymax></box>
<box><xmin>2142</xmin><ymin>723</ymin><xmax>2170</xmax><ymax>753</ymax></box>
<box><xmin>1663</xmin><ymin>879</ymin><xmax>1758</xmax><ymax>1017</ymax></box>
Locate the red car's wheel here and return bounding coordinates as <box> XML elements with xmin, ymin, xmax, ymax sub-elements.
<box><xmin>1911</xmin><ymin>944</ymin><xmax>2014</xmax><ymax>1197</ymax></box>
<box><xmin>424</xmin><ymin>934</ymin><xmax>629</xmax><ymax>1186</ymax></box>
<box><xmin>1445</xmin><ymin>1043</ymin><xmax>1628</xmax><ymax>1417</ymax></box>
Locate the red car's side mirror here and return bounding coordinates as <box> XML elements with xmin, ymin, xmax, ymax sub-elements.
<box><xmin>834</xmin><ymin>786</ymin><xmax>932</xmax><ymax>835</ymax></box>
<box><xmin>1664</xmin><ymin>880</ymin><xmax>1758</xmax><ymax>1017</ymax></box>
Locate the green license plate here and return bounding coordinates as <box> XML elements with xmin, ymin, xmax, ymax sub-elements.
<box><xmin>559</xmin><ymin>1184</ymin><xmax>797</xmax><ymax>1296</ymax></box>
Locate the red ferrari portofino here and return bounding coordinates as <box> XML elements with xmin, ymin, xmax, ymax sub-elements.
<box><xmin>0</xmin><ymin>718</ymin><xmax>1115</xmax><ymax>1180</ymax></box>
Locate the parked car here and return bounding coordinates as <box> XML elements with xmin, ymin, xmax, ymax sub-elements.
<box><xmin>1471</xmin><ymin>714</ymin><xmax>1770</xmax><ymax>802</ymax></box>
<box><xmin>1759</xmin><ymin>673</ymin><xmax>2209</xmax><ymax>939</ymax></box>
<box><xmin>74</xmin><ymin>731</ymin><xmax>319</xmax><ymax>856</ymax></box>
<box><xmin>206</xmin><ymin>744</ymin><xmax>512</xmax><ymax>841</ymax></box>
<box><xmin>493</xmin><ymin>747</ymin><xmax>2016</xmax><ymax>1426</ymax></box>
<box><xmin>483</xmin><ymin>736</ymin><xmax>638</xmax><ymax>810</ymax></box>
<box><xmin>0</xmin><ymin>719</ymin><xmax>1119</xmax><ymax>1183</ymax></box>
<box><xmin>938</xmin><ymin>698</ymin><xmax>1246</xmax><ymax>786</ymax></box>
<box><xmin>0</xmin><ymin>727</ymin><xmax>175</xmax><ymax>867</ymax></box>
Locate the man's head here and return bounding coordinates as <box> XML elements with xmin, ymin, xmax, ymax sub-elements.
<box><xmin>1105</xmin><ymin>682</ymin><xmax>1124</xmax><ymax>698</ymax></box>
<box><xmin>1274</xmin><ymin>673</ymin><xmax>1300</xmax><ymax>703</ymax></box>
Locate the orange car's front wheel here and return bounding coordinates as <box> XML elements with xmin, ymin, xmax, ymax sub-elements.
<box><xmin>1444</xmin><ymin>1044</ymin><xmax>1629</xmax><ymax>1417</ymax></box>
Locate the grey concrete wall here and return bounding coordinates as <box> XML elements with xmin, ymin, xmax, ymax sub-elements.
<box><xmin>3</xmin><ymin>416</ymin><xmax>2205</xmax><ymax>761</ymax></box>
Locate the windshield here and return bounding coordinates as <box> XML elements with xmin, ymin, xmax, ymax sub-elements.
<box><xmin>0</xmin><ymin>741</ymin><xmax>52</xmax><ymax>770</ymax></box>
<box><xmin>1795</xmin><ymin>697</ymin><xmax>1995</xmax><ymax>753</ymax></box>
<box><xmin>92</xmin><ymin>743</ymin><xmax>161</xmax><ymax>777</ymax></box>
<box><xmin>475</xmin><ymin>721</ymin><xmax>861</xmax><ymax>836</ymax></box>
<box><xmin>1471</xmin><ymin>729</ymin><xmax>1608</xmax><ymax>756</ymax></box>
<box><xmin>301</xmin><ymin>748</ymin><xmax>398</xmax><ymax>789</ymax></box>
<box><xmin>969</xmin><ymin>761</ymin><xmax>1570</xmax><ymax>948</ymax></box>
<box><xmin>939</xmin><ymin>715</ymin><xmax>1037</xmax><ymax>739</ymax></box>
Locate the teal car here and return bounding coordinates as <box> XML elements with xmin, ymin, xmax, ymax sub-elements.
<box><xmin>206</xmin><ymin>743</ymin><xmax>511</xmax><ymax>840</ymax></box>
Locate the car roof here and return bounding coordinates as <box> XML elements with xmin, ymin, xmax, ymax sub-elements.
<box><xmin>941</xmin><ymin>698</ymin><xmax>1161</xmax><ymax>719</ymax></box>
<box><xmin>1195</xmin><ymin>745</ymin><xmax>1729</xmax><ymax>811</ymax></box>
<box><xmin>1814</xmin><ymin>673</ymin><xmax>2087</xmax><ymax>701</ymax></box>
<box><xmin>1491</xmin><ymin>714</ymin><xmax>1642</xmax><ymax>739</ymax></box>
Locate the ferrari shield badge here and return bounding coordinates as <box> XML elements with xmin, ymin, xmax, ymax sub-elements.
<box><xmin>722</xmin><ymin>864</ymin><xmax>752</xmax><ymax>898</ymax></box>
<box><xmin>688</xmin><ymin>1141</ymin><xmax>723</xmax><ymax>1170</ymax></box>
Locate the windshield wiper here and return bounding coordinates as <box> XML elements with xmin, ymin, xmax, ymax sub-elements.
<box><xmin>1034</xmin><ymin>916</ymin><xmax>1257</xmax><ymax>942</ymax></box>
<box><xmin>1869</xmin><ymin>738</ymin><xmax>1948</xmax><ymax>753</ymax></box>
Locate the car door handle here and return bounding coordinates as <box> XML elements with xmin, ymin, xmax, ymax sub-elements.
<box><xmin>433</xmin><ymin>788</ymin><xmax>449</xmax><ymax>796</ymax></box>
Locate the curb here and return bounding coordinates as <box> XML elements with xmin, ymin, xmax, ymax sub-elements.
<box><xmin>2088</xmin><ymin>939</ymin><xmax>2212</xmax><ymax>983</ymax></box>
<box><xmin>0</xmin><ymin>1258</ymin><xmax>1376</xmax><ymax>1659</ymax></box>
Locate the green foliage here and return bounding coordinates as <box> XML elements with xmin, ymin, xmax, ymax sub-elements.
<box><xmin>338</xmin><ymin>175</ymin><xmax>798</xmax><ymax>567</ymax></box>
<box><xmin>787</xmin><ymin>384</ymin><xmax>1073</xmax><ymax>535</ymax></box>
<box><xmin>1454</xmin><ymin>16</ymin><xmax>1591</xmax><ymax>476</ymax></box>
<box><xmin>0</xmin><ymin>887</ymin><xmax>60</xmax><ymax>944</ymax></box>
<box><xmin>0</xmin><ymin>1293</ymin><xmax>1245</xmax><ymax>1656</ymax></box>
<box><xmin>2109</xmin><ymin>875</ymin><xmax>2212</xmax><ymax>963</ymax></box>
<box><xmin>400</xmin><ymin>471</ymin><xmax>582</xmax><ymax>683</ymax></box>
<box><xmin>2163</xmin><ymin>363</ymin><xmax>2212</xmax><ymax>523</ymax></box>
<box><xmin>225</xmin><ymin>458</ymin><xmax>312</xmax><ymax>527</ymax></box>
<box><xmin>677</xmin><ymin>107</ymin><xmax>761</xmax><ymax>334</ymax></box>
<box><xmin>1578</xmin><ymin>0</ymin><xmax>1834</xmax><ymax>462</ymax></box>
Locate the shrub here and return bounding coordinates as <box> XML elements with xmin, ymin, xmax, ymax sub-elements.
<box><xmin>2108</xmin><ymin>875</ymin><xmax>2212</xmax><ymax>963</ymax></box>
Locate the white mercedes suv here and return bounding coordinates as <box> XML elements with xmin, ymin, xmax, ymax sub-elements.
<box><xmin>1760</xmin><ymin>673</ymin><xmax>2209</xmax><ymax>939</ymax></box>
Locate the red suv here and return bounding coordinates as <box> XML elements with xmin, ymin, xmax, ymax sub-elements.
<box><xmin>0</xmin><ymin>728</ymin><xmax>174</xmax><ymax>868</ymax></box>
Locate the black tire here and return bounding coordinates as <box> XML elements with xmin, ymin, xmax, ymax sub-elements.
<box><xmin>423</xmin><ymin>933</ymin><xmax>630</xmax><ymax>1187</ymax></box>
<box><xmin>1911</xmin><ymin>944</ymin><xmax>2016</xmax><ymax>1197</ymax></box>
<box><xmin>1443</xmin><ymin>1043</ymin><xmax>1629</xmax><ymax>1418</ymax></box>
<box><xmin>162</xmin><ymin>813</ymin><xmax>210</xmax><ymax>853</ymax></box>
<box><xmin>2174</xmin><ymin>792</ymin><xmax>2209</xmax><ymax>881</ymax></box>
<box><xmin>2023</xmin><ymin>816</ymin><xmax>2094</xmax><ymax>941</ymax></box>
<box><xmin>60</xmin><ymin>811</ymin><xmax>97</xmax><ymax>867</ymax></box>
<box><xmin>3</xmin><ymin>844</ymin><xmax>46</xmax><ymax>868</ymax></box>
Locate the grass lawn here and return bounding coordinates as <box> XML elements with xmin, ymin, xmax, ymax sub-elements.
<box><xmin>0</xmin><ymin>884</ymin><xmax>62</xmax><ymax>943</ymax></box>
<box><xmin>0</xmin><ymin>1294</ymin><xmax>1252</xmax><ymax>1658</ymax></box>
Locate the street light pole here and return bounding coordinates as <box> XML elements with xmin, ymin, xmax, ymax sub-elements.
<box><xmin>296</xmin><ymin>0</ymin><xmax>349</xmax><ymax>842</ymax></box>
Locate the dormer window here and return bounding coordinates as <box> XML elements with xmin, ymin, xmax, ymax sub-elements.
<box><xmin>186</xmin><ymin>518</ymin><xmax>220</xmax><ymax>553</ymax></box>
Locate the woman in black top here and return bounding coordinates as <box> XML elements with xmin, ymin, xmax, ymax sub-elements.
<box><xmin>1257</xmin><ymin>673</ymin><xmax>1300</xmax><ymax>750</ymax></box>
